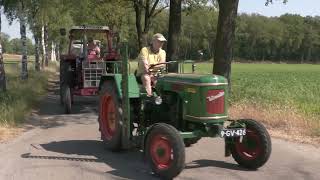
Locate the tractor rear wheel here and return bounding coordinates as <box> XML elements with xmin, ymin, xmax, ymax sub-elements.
<box><xmin>230</xmin><ymin>119</ymin><xmax>271</xmax><ymax>169</ymax></box>
<box><xmin>98</xmin><ymin>81</ymin><xmax>122</xmax><ymax>151</ymax></box>
<box><xmin>145</xmin><ymin>123</ymin><xmax>185</xmax><ymax>179</ymax></box>
<box><xmin>62</xmin><ymin>85</ymin><xmax>72</xmax><ymax>114</ymax></box>
<box><xmin>60</xmin><ymin>61</ymin><xmax>72</xmax><ymax>105</ymax></box>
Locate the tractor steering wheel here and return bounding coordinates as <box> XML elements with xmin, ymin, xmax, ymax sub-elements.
<box><xmin>148</xmin><ymin>61</ymin><xmax>177</xmax><ymax>76</ymax></box>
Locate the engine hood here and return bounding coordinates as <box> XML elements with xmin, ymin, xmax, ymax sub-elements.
<box><xmin>158</xmin><ymin>73</ymin><xmax>228</xmax><ymax>85</ymax></box>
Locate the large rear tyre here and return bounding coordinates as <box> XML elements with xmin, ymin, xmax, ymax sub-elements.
<box><xmin>230</xmin><ymin>119</ymin><xmax>271</xmax><ymax>169</ymax></box>
<box><xmin>60</xmin><ymin>61</ymin><xmax>72</xmax><ymax>105</ymax></box>
<box><xmin>63</xmin><ymin>85</ymin><xmax>72</xmax><ymax>114</ymax></box>
<box><xmin>98</xmin><ymin>81</ymin><xmax>122</xmax><ymax>151</ymax></box>
<box><xmin>145</xmin><ymin>123</ymin><xmax>185</xmax><ymax>179</ymax></box>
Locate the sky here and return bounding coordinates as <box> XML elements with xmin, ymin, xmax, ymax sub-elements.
<box><xmin>1</xmin><ymin>0</ymin><xmax>320</xmax><ymax>40</ymax></box>
<box><xmin>238</xmin><ymin>0</ymin><xmax>320</xmax><ymax>17</ymax></box>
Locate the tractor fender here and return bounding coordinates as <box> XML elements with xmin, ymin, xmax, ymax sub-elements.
<box><xmin>98</xmin><ymin>75</ymin><xmax>121</xmax><ymax>97</ymax></box>
<box><xmin>99</xmin><ymin>74</ymin><xmax>140</xmax><ymax>98</ymax></box>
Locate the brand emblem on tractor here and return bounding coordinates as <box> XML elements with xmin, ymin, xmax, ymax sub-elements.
<box><xmin>186</xmin><ymin>87</ymin><xmax>196</xmax><ymax>93</ymax></box>
<box><xmin>206</xmin><ymin>92</ymin><xmax>225</xmax><ymax>102</ymax></box>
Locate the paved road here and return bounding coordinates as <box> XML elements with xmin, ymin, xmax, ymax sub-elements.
<box><xmin>0</xmin><ymin>80</ymin><xmax>319</xmax><ymax>180</ymax></box>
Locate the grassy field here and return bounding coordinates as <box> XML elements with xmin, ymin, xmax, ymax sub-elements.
<box><xmin>0</xmin><ymin>64</ymin><xmax>50</xmax><ymax>126</ymax></box>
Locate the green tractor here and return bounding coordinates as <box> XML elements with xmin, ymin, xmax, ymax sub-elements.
<box><xmin>98</xmin><ymin>44</ymin><xmax>271</xmax><ymax>179</ymax></box>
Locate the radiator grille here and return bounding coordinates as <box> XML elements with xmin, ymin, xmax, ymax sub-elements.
<box><xmin>206</xmin><ymin>89</ymin><xmax>225</xmax><ymax>114</ymax></box>
<box><xmin>82</xmin><ymin>61</ymin><xmax>106</xmax><ymax>87</ymax></box>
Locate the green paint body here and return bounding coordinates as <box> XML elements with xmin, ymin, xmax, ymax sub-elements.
<box><xmin>156</xmin><ymin>73</ymin><xmax>229</xmax><ymax>123</ymax></box>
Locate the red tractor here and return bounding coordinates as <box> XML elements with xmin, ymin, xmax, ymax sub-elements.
<box><xmin>59</xmin><ymin>26</ymin><xmax>120</xmax><ymax>113</ymax></box>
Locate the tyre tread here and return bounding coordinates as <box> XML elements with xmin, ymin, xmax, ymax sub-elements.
<box><xmin>231</xmin><ymin>119</ymin><xmax>272</xmax><ymax>169</ymax></box>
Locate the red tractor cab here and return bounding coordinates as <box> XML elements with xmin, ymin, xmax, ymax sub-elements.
<box><xmin>59</xmin><ymin>25</ymin><xmax>120</xmax><ymax>113</ymax></box>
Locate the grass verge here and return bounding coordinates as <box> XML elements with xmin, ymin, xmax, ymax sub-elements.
<box><xmin>0</xmin><ymin>68</ymin><xmax>49</xmax><ymax>125</ymax></box>
<box><xmin>0</xmin><ymin>63</ymin><xmax>56</xmax><ymax>141</ymax></box>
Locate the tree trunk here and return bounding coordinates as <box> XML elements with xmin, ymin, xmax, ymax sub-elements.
<box><xmin>134</xmin><ymin>0</ymin><xmax>143</xmax><ymax>50</ymax></box>
<box><xmin>300</xmin><ymin>54</ymin><xmax>304</xmax><ymax>64</ymax></box>
<box><xmin>143</xmin><ymin>0</ymin><xmax>150</xmax><ymax>45</ymax></box>
<box><xmin>306</xmin><ymin>46</ymin><xmax>312</xmax><ymax>63</ymax></box>
<box><xmin>141</xmin><ymin>0</ymin><xmax>152</xmax><ymax>47</ymax></box>
<box><xmin>51</xmin><ymin>42</ymin><xmax>56</xmax><ymax>62</ymax></box>
<box><xmin>34</xmin><ymin>35</ymin><xmax>40</xmax><ymax>71</ymax></box>
<box><xmin>57</xmin><ymin>43</ymin><xmax>60</xmax><ymax>61</ymax></box>
<box><xmin>167</xmin><ymin>0</ymin><xmax>182</xmax><ymax>72</ymax></box>
<box><xmin>0</xmin><ymin>8</ymin><xmax>6</xmax><ymax>91</ymax></box>
<box><xmin>213</xmin><ymin>0</ymin><xmax>239</xmax><ymax>86</ymax></box>
<box><xmin>41</xmin><ymin>25</ymin><xmax>45</xmax><ymax>69</ymax></box>
<box><xmin>0</xmin><ymin>44</ymin><xmax>6</xmax><ymax>91</ymax></box>
<box><xmin>44</xmin><ymin>24</ymin><xmax>49</xmax><ymax>66</ymax></box>
<box><xmin>20</xmin><ymin>15</ymin><xmax>28</xmax><ymax>80</ymax></box>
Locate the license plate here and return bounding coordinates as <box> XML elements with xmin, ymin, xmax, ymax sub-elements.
<box><xmin>220</xmin><ymin>128</ymin><xmax>246</xmax><ymax>138</ymax></box>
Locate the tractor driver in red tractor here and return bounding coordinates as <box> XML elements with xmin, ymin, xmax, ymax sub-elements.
<box><xmin>87</xmin><ymin>37</ymin><xmax>101</xmax><ymax>58</ymax></box>
<box><xmin>136</xmin><ymin>33</ymin><xmax>167</xmax><ymax>97</ymax></box>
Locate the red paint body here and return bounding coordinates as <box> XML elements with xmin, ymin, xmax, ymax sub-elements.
<box><xmin>60</xmin><ymin>26</ymin><xmax>120</xmax><ymax>96</ymax></box>
<box><xmin>206</xmin><ymin>89</ymin><xmax>225</xmax><ymax>114</ymax></box>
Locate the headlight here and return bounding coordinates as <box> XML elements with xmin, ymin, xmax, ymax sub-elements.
<box><xmin>154</xmin><ymin>96</ymin><xmax>162</xmax><ymax>105</ymax></box>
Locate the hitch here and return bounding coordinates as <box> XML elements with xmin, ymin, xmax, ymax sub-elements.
<box><xmin>224</xmin><ymin>138</ymin><xmax>232</xmax><ymax>157</ymax></box>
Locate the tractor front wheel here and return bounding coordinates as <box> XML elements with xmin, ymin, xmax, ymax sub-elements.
<box><xmin>230</xmin><ymin>119</ymin><xmax>271</xmax><ymax>169</ymax></box>
<box><xmin>98</xmin><ymin>81</ymin><xmax>122</xmax><ymax>151</ymax></box>
<box><xmin>145</xmin><ymin>123</ymin><xmax>185</xmax><ymax>179</ymax></box>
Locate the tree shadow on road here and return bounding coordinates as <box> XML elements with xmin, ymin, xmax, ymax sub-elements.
<box><xmin>21</xmin><ymin>140</ymin><xmax>159</xmax><ymax>180</ymax></box>
<box><xmin>37</xmin><ymin>93</ymin><xmax>99</xmax><ymax>116</ymax></box>
<box><xmin>23</xmin><ymin>79</ymin><xmax>100</xmax><ymax>129</ymax></box>
<box><xmin>185</xmin><ymin>159</ymin><xmax>253</xmax><ymax>171</ymax></box>
<box><xmin>37</xmin><ymin>79</ymin><xmax>99</xmax><ymax>116</ymax></box>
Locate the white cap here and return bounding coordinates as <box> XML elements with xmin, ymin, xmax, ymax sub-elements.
<box><xmin>153</xmin><ymin>33</ymin><xmax>167</xmax><ymax>42</ymax></box>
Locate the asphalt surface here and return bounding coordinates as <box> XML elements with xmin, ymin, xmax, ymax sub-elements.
<box><xmin>0</xmin><ymin>80</ymin><xmax>319</xmax><ymax>180</ymax></box>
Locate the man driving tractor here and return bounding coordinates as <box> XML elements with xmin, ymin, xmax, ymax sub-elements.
<box><xmin>88</xmin><ymin>37</ymin><xmax>101</xmax><ymax>58</ymax></box>
<box><xmin>136</xmin><ymin>33</ymin><xmax>167</xmax><ymax>96</ymax></box>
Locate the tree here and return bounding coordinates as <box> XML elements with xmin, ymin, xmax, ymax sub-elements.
<box><xmin>2</xmin><ymin>0</ymin><xmax>29</xmax><ymax>79</ymax></box>
<box><xmin>167</xmin><ymin>0</ymin><xmax>182</xmax><ymax>72</ymax></box>
<box><xmin>28</xmin><ymin>3</ymin><xmax>41</xmax><ymax>71</ymax></box>
<box><xmin>212</xmin><ymin>0</ymin><xmax>239</xmax><ymax>86</ymax></box>
<box><xmin>213</xmin><ymin>0</ymin><xmax>288</xmax><ymax>86</ymax></box>
<box><xmin>0</xmin><ymin>7</ymin><xmax>6</xmax><ymax>91</ymax></box>
<box><xmin>132</xmin><ymin>0</ymin><xmax>169</xmax><ymax>50</ymax></box>
<box><xmin>8</xmin><ymin>38</ymin><xmax>34</xmax><ymax>55</ymax></box>
<box><xmin>28</xmin><ymin>0</ymin><xmax>55</xmax><ymax>68</ymax></box>
<box><xmin>0</xmin><ymin>32</ymin><xmax>12</xmax><ymax>53</ymax></box>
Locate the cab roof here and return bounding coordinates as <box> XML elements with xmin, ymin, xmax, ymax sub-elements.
<box><xmin>69</xmin><ymin>25</ymin><xmax>110</xmax><ymax>34</ymax></box>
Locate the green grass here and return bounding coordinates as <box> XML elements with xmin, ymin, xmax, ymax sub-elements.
<box><xmin>0</xmin><ymin>66</ymin><xmax>49</xmax><ymax>125</ymax></box>
<box><xmin>231</xmin><ymin>64</ymin><xmax>320</xmax><ymax>118</ymax></box>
